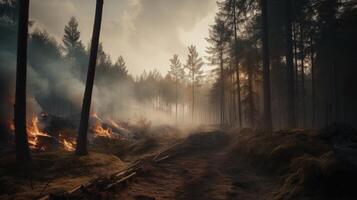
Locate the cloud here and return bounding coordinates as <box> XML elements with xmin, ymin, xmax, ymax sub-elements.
<box><xmin>29</xmin><ymin>0</ymin><xmax>217</xmax><ymax>75</ymax></box>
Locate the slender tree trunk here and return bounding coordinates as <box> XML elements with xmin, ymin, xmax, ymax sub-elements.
<box><xmin>232</xmin><ymin>71</ymin><xmax>237</xmax><ymax>123</ymax></box>
<box><xmin>233</xmin><ymin>0</ymin><xmax>242</xmax><ymax>127</ymax></box>
<box><xmin>220</xmin><ymin>50</ymin><xmax>225</xmax><ymax>125</ymax></box>
<box><xmin>76</xmin><ymin>0</ymin><xmax>104</xmax><ymax>156</ymax></box>
<box><xmin>261</xmin><ymin>0</ymin><xmax>273</xmax><ymax>131</ymax></box>
<box><xmin>192</xmin><ymin>72</ymin><xmax>195</xmax><ymax>124</ymax></box>
<box><xmin>175</xmin><ymin>78</ymin><xmax>178</xmax><ymax>124</ymax></box>
<box><xmin>15</xmin><ymin>0</ymin><xmax>31</xmax><ymax>162</ymax></box>
<box><xmin>247</xmin><ymin>58</ymin><xmax>255</xmax><ymax>128</ymax></box>
<box><xmin>293</xmin><ymin>22</ymin><xmax>299</xmax><ymax>127</ymax></box>
<box><xmin>310</xmin><ymin>35</ymin><xmax>316</xmax><ymax>128</ymax></box>
<box><xmin>285</xmin><ymin>0</ymin><xmax>296</xmax><ymax>128</ymax></box>
<box><xmin>300</xmin><ymin>24</ymin><xmax>306</xmax><ymax>127</ymax></box>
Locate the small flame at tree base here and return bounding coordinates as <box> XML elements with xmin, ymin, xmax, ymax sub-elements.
<box><xmin>27</xmin><ymin>117</ymin><xmax>51</xmax><ymax>150</ymax></box>
<box><xmin>62</xmin><ymin>139</ymin><xmax>75</xmax><ymax>151</ymax></box>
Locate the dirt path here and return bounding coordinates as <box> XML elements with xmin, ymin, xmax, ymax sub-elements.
<box><xmin>113</xmin><ymin>131</ymin><xmax>278</xmax><ymax>200</ymax></box>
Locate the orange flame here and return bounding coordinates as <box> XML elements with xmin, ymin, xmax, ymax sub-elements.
<box><xmin>27</xmin><ymin>117</ymin><xmax>50</xmax><ymax>150</ymax></box>
<box><xmin>92</xmin><ymin>123</ymin><xmax>112</xmax><ymax>138</ymax></box>
<box><xmin>62</xmin><ymin>139</ymin><xmax>75</xmax><ymax>151</ymax></box>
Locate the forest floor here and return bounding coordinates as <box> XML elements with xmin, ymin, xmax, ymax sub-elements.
<box><xmin>113</xmin><ymin>130</ymin><xmax>278</xmax><ymax>200</ymax></box>
<box><xmin>1</xmin><ymin>125</ymin><xmax>357</xmax><ymax>200</ymax></box>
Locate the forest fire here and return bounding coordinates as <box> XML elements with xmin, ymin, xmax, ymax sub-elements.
<box><xmin>62</xmin><ymin>138</ymin><xmax>75</xmax><ymax>152</ymax></box>
<box><xmin>27</xmin><ymin>117</ymin><xmax>51</xmax><ymax>150</ymax></box>
<box><xmin>7</xmin><ymin>116</ymin><xmax>79</xmax><ymax>151</ymax></box>
<box><xmin>92</xmin><ymin>122</ymin><xmax>113</xmax><ymax>138</ymax></box>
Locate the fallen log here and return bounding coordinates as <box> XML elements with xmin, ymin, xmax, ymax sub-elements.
<box><xmin>105</xmin><ymin>172</ymin><xmax>136</xmax><ymax>190</ymax></box>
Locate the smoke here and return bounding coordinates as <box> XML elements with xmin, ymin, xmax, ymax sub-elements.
<box><xmin>29</xmin><ymin>0</ymin><xmax>217</xmax><ymax>75</ymax></box>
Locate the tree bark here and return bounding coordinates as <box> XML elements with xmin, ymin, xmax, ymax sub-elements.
<box><xmin>15</xmin><ymin>0</ymin><xmax>31</xmax><ymax>162</ymax></box>
<box><xmin>310</xmin><ymin>35</ymin><xmax>316</xmax><ymax>128</ymax></box>
<box><xmin>299</xmin><ymin>24</ymin><xmax>306</xmax><ymax>127</ymax></box>
<box><xmin>233</xmin><ymin>0</ymin><xmax>242</xmax><ymax>127</ymax></box>
<box><xmin>76</xmin><ymin>0</ymin><xmax>104</xmax><ymax>156</ymax></box>
<box><xmin>192</xmin><ymin>72</ymin><xmax>195</xmax><ymax>124</ymax></box>
<box><xmin>220</xmin><ymin>50</ymin><xmax>225</xmax><ymax>125</ymax></box>
<box><xmin>247</xmin><ymin>57</ymin><xmax>255</xmax><ymax>128</ymax></box>
<box><xmin>261</xmin><ymin>0</ymin><xmax>273</xmax><ymax>131</ymax></box>
<box><xmin>175</xmin><ymin>78</ymin><xmax>178</xmax><ymax>125</ymax></box>
<box><xmin>285</xmin><ymin>0</ymin><xmax>296</xmax><ymax>128</ymax></box>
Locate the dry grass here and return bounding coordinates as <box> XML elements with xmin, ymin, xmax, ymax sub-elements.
<box><xmin>0</xmin><ymin>151</ymin><xmax>126</xmax><ymax>200</ymax></box>
<box><xmin>228</xmin><ymin>126</ymin><xmax>357</xmax><ymax>200</ymax></box>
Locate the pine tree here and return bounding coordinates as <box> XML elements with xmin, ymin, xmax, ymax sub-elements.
<box><xmin>15</xmin><ymin>0</ymin><xmax>31</xmax><ymax>162</ymax></box>
<box><xmin>185</xmin><ymin>45</ymin><xmax>204</xmax><ymax>124</ymax></box>
<box><xmin>63</xmin><ymin>17</ymin><xmax>82</xmax><ymax>58</ymax></box>
<box><xmin>206</xmin><ymin>17</ymin><xmax>231</xmax><ymax>125</ymax></box>
<box><xmin>76</xmin><ymin>0</ymin><xmax>104</xmax><ymax>156</ymax></box>
<box><xmin>261</xmin><ymin>0</ymin><xmax>273</xmax><ymax>131</ymax></box>
<box><xmin>168</xmin><ymin>54</ymin><xmax>184</xmax><ymax>124</ymax></box>
<box><xmin>285</xmin><ymin>0</ymin><xmax>296</xmax><ymax>128</ymax></box>
<box><xmin>114</xmin><ymin>56</ymin><xmax>128</xmax><ymax>78</ymax></box>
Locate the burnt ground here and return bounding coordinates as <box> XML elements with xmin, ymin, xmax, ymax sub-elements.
<box><xmin>2</xmin><ymin>125</ymin><xmax>357</xmax><ymax>200</ymax></box>
<box><xmin>111</xmin><ymin>131</ymin><xmax>279</xmax><ymax>200</ymax></box>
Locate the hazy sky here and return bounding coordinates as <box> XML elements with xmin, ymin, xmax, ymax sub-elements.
<box><xmin>29</xmin><ymin>0</ymin><xmax>217</xmax><ymax>75</ymax></box>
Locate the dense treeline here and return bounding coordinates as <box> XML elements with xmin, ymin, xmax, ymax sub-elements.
<box><xmin>207</xmin><ymin>0</ymin><xmax>357</xmax><ymax>129</ymax></box>
<box><xmin>1</xmin><ymin>0</ymin><xmax>357</xmax><ymax>142</ymax></box>
<box><xmin>0</xmin><ymin>0</ymin><xmax>213</xmax><ymax>129</ymax></box>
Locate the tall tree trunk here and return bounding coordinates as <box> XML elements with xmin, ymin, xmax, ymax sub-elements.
<box><xmin>293</xmin><ymin>22</ymin><xmax>299</xmax><ymax>127</ymax></box>
<box><xmin>220</xmin><ymin>50</ymin><xmax>225</xmax><ymax>125</ymax></box>
<box><xmin>247</xmin><ymin>57</ymin><xmax>255</xmax><ymax>128</ymax></box>
<box><xmin>192</xmin><ymin>72</ymin><xmax>195</xmax><ymax>124</ymax></box>
<box><xmin>261</xmin><ymin>0</ymin><xmax>273</xmax><ymax>131</ymax></box>
<box><xmin>76</xmin><ymin>0</ymin><xmax>104</xmax><ymax>156</ymax></box>
<box><xmin>231</xmin><ymin>72</ymin><xmax>237</xmax><ymax>124</ymax></box>
<box><xmin>175</xmin><ymin>78</ymin><xmax>178</xmax><ymax>125</ymax></box>
<box><xmin>310</xmin><ymin>35</ymin><xmax>316</xmax><ymax>128</ymax></box>
<box><xmin>285</xmin><ymin>0</ymin><xmax>296</xmax><ymax>128</ymax></box>
<box><xmin>233</xmin><ymin>0</ymin><xmax>242</xmax><ymax>127</ymax></box>
<box><xmin>15</xmin><ymin>0</ymin><xmax>31</xmax><ymax>162</ymax></box>
<box><xmin>299</xmin><ymin>24</ymin><xmax>306</xmax><ymax>127</ymax></box>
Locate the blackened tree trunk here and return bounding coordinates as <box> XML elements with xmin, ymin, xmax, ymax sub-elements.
<box><xmin>76</xmin><ymin>0</ymin><xmax>104</xmax><ymax>156</ymax></box>
<box><xmin>247</xmin><ymin>57</ymin><xmax>255</xmax><ymax>128</ymax></box>
<box><xmin>293</xmin><ymin>22</ymin><xmax>299</xmax><ymax>126</ymax></box>
<box><xmin>261</xmin><ymin>0</ymin><xmax>273</xmax><ymax>131</ymax></box>
<box><xmin>233</xmin><ymin>0</ymin><xmax>242</xmax><ymax>127</ymax></box>
<box><xmin>15</xmin><ymin>0</ymin><xmax>31</xmax><ymax>162</ymax></box>
<box><xmin>299</xmin><ymin>24</ymin><xmax>306</xmax><ymax>127</ymax></box>
<box><xmin>285</xmin><ymin>0</ymin><xmax>296</xmax><ymax>128</ymax></box>
<box><xmin>310</xmin><ymin>35</ymin><xmax>315</xmax><ymax>128</ymax></box>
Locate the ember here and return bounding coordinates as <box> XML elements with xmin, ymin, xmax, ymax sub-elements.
<box><xmin>62</xmin><ymin>139</ymin><xmax>75</xmax><ymax>152</ymax></box>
